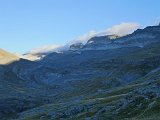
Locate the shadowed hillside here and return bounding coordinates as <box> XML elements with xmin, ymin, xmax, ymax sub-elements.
<box><xmin>0</xmin><ymin>25</ymin><xmax>160</xmax><ymax>120</ymax></box>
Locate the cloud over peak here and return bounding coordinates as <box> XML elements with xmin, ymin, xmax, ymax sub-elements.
<box><xmin>106</xmin><ymin>22</ymin><xmax>140</xmax><ymax>36</ymax></box>
<box><xmin>27</xmin><ymin>45</ymin><xmax>60</xmax><ymax>54</ymax></box>
<box><xmin>22</xmin><ymin>22</ymin><xmax>140</xmax><ymax>61</ymax></box>
<box><xmin>72</xmin><ymin>22</ymin><xmax>140</xmax><ymax>44</ymax></box>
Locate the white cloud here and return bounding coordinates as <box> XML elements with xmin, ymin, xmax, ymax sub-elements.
<box><xmin>28</xmin><ymin>45</ymin><xmax>60</xmax><ymax>54</ymax></box>
<box><xmin>106</xmin><ymin>22</ymin><xmax>140</xmax><ymax>36</ymax></box>
<box><xmin>21</xmin><ymin>45</ymin><xmax>60</xmax><ymax>61</ymax></box>
<box><xmin>72</xmin><ymin>22</ymin><xmax>140</xmax><ymax>44</ymax></box>
<box><xmin>71</xmin><ymin>30</ymin><xmax>98</xmax><ymax>44</ymax></box>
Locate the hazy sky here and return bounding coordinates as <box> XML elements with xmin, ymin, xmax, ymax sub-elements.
<box><xmin>0</xmin><ymin>0</ymin><xmax>159</xmax><ymax>53</ymax></box>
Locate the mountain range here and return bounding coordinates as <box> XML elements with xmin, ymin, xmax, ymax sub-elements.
<box><xmin>0</xmin><ymin>24</ymin><xmax>160</xmax><ymax>120</ymax></box>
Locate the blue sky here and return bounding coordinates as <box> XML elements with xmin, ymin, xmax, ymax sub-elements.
<box><xmin>0</xmin><ymin>0</ymin><xmax>159</xmax><ymax>53</ymax></box>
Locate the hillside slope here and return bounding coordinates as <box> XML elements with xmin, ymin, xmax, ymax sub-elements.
<box><xmin>0</xmin><ymin>49</ymin><xmax>19</xmax><ymax>64</ymax></box>
<box><xmin>0</xmin><ymin>25</ymin><xmax>160</xmax><ymax>120</ymax></box>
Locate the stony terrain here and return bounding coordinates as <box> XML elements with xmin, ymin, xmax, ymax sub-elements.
<box><xmin>0</xmin><ymin>25</ymin><xmax>160</xmax><ymax>120</ymax></box>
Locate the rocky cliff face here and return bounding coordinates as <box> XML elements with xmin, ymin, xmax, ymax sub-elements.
<box><xmin>1</xmin><ymin>25</ymin><xmax>160</xmax><ymax>120</ymax></box>
<box><xmin>70</xmin><ymin>43</ymin><xmax>84</xmax><ymax>51</ymax></box>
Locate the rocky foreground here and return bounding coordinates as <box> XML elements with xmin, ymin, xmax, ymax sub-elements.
<box><xmin>0</xmin><ymin>25</ymin><xmax>160</xmax><ymax>120</ymax></box>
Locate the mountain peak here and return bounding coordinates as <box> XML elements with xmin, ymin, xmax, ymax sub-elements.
<box><xmin>87</xmin><ymin>34</ymin><xmax>120</xmax><ymax>44</ymax></box>
<box><xmin>0</xmin><ymin>48</ymin><xmax>19</xmax><ymax>64</ymax></box>
<box><xmin>70</xmin><ymin>43</ymin><xmax>84</xmax><ymax>51</ymax></box>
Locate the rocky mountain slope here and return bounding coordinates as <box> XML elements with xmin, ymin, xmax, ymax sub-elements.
<box><xmin>0</xmin><ymin>25</ymin><xmax>160</xmax><ymax>120</ymax></box>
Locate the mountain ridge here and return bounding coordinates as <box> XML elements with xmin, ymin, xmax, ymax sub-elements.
<box><xmin>0</xmin><ymin>48</ymin><xmax>19</xmax><ymax>65</ymax></box>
